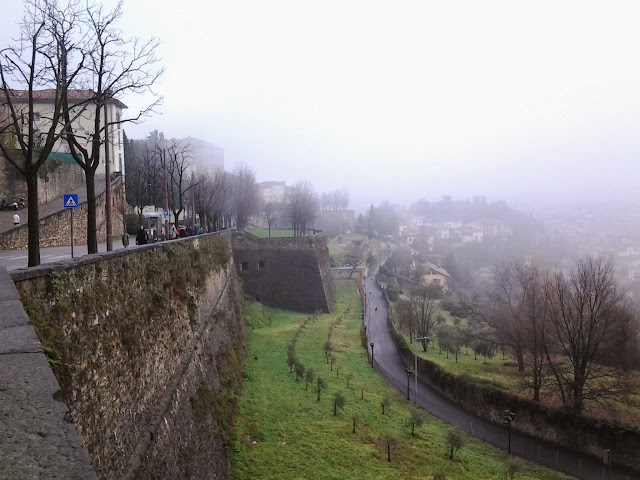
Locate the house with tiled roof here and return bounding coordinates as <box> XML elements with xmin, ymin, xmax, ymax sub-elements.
<box><xmin>1</xmin><ymin>89</ymin><xmax>127</xmax><ymax>204</ymax></box>
<box><xmin>422</xmin><ymin>261</ymin><xmax>450</xmax><ymax>292</ymax></box>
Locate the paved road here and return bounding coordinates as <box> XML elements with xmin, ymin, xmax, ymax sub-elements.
<box><xmin>0</xmin><ymin>179</ymin><xmax>106</xmax><ymax>234</ymax></box>
<box><xmin>363</xmin><ymin>269</ymin><xmax>640</xmax><ymax>480</ymax></box>
<box><xmin>0</xmin><ymin>242</ymin><xmax>143</xmax><ymax>270</ymax></box>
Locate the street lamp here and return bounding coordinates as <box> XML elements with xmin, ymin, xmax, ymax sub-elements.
<box><xmin>405</xmin><ymin>368</ymin><xmax>411</xmax><ymax>400</ymax></box>
<box><xmin>370</xmin><ymin>342</ymin><xmax>375</xmax><ymax>368</ymax></box>
<box><xmin>503</xmin><ymin>410</ymin><xmax>516</xmax><ymax>454</ymax></box>
<box><xmin>413</xmin><ymin>335</ymin><xmax>430</xmax><ymax>404</ymax></box>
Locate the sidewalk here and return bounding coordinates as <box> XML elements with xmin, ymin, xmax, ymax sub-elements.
<box><xmin>0</xmin><ymin>178</ymin><xmax>106</xmax><ymax>234</ymax></box>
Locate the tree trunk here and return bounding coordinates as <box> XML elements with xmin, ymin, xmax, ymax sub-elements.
<box><xmin>450</xmin><ymin>446</ymin><xmax>453</xmax><ymax>460</ymax></box>
<box><xmin>412</xmin><ymin>423</ymin><xmax>415</xmax><ymax>436</ymax></box>
<box><xmin>26</xmin><ymin>173</ymin><xmax>40</xmax><ymax>267</ymax></box>
<box><xmin>515</xmin><ymin>339</ymin><xmax>524</xmax><ymax>372</ymax></box>
<box><xmin>85</xmin><ymin>169</ymin><xmax>98</xmax><ymax>254</ymax></box>
<box><xmin>387</xmin><ymin>444</ymin><xmax>391</xmax><ymax>462</ymax></box>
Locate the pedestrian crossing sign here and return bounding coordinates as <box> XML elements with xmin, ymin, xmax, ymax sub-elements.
<box><xmin>64</xmin><ymin>194</ymin><xmax>79</xmax><ymax>208</ymax></box>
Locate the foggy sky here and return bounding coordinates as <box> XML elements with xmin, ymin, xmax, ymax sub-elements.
<box><xmin>2</xmin><ymin>0</ymin><xmax>639</xmax><ymax>211</ymax></box>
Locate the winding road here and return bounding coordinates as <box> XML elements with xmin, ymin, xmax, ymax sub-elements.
<box><xmin>363</xmin><ymin>269</ymin><xmax>640</xmax><ymax>480</ymax></box>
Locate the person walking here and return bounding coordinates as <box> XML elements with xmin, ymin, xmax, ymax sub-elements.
<box><xmin>12</xmin><ymin>212</ymin><xmax>20</xmax><ymax>225</ymax></box>
<box><xmin>135</xmin><ymin>226</ymin><xmax>148</xmax><ymax>245</ymax></box>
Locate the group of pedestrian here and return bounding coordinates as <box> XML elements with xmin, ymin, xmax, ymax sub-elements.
<box><xmin>132</xmin><ymin>223</ymin><xmax>202</xmax><ymax>246</ymax></box>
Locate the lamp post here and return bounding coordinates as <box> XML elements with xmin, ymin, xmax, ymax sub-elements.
<box><xmin>405</xmin><ymin>368</ymin><xmax>411</xmax><ymax>400</ymax></box>
<box><xmin>413</xmin><ymin>335</ymin><xmax>430</xmax><ymax>404</ymax></box>
<box><xmin>503</xmin><ymin>410</ymin><xmax>516</xmax><ymax>454</ymax></box>
<box><xmin>370</xmin><ymin>342</ymin><xmax>375</xmax><ymax>368</ymax></box>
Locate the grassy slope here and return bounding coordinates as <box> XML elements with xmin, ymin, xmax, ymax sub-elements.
<box><xmin>403</xmin><ymin>308</ymin><xmax>640</xmax><ymax>424</ymax></box>
<box><xmin>232</xmin><ymin>281</ymin><xmax>572</xmax><ymax>480</ymax></box>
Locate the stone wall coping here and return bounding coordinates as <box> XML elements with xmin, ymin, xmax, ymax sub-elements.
<box><xmin>0</xmin><ymin>266</ymin><xmax>97</xmax><ymax>478</ymax></box>
<box><xmin>10</xmin><ymin>232</ymin><xmax>228</xmax><ymax>282</ymax></box>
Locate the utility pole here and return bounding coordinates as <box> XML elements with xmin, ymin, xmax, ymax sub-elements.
<box><xmin>103</xmin><ymin>100</ymin><xmax>113</xmax><ymax>251</ymax></box>
<box><xmin>163</xmin><ymin>148</ymin><xmax>169</xmax><ymax>239</ymax></box>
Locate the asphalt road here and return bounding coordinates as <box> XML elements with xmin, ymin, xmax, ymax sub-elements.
<box><xmin>363</xmin><ymin>269</ymin><xmax>640</xmax><ymax>480</ymax></box>
<box><xmin>0</xmin><ymin>242</ymin><xmax>144</xmax><ymax>270</ymax></box>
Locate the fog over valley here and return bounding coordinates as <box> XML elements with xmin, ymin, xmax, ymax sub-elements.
<box><xmin>3</xmin><ymin>1</ymin><xmax>637</xmax><ymax>212</ymax></box>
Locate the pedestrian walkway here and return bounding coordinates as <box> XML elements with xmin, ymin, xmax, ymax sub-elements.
<box><xmin>0</xmin><ymin>179</ymin><xmax>106</xmax><ymax>234</ymax></box>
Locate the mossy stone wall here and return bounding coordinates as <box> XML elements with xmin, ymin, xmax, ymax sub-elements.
<box><xmin>232</xmin><ymin>231</ymin><xmax>336</xmax><ymax>313</ymax></box>
<box><xmin>11</xmin><ymin>233</ymin><xmax>246</xmax><ymax>479</ymax></box>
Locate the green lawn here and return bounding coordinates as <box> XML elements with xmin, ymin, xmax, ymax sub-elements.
<box><xmin>231</xmin><ymin>281</ymin><xmax>572</xmax><ymax>480</ymax></box>
<box><xmin>245</xmin><ymin>227</ymin><xmax>297</xmax><ymax>238</ymax></box>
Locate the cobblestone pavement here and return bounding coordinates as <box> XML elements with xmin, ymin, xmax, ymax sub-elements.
<box><xmin>0</xmin><ymin>179</ymin><xmax>106</xmax><ymax>235</ymax></box>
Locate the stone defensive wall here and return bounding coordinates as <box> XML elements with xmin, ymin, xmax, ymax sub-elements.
<box><xmin>232</xmin><ymin>231</ymin><xmax>336</xmax><ymax>313</ymax></box>
<box><xmin>0</xmin><ymin>176</ymin><xmax>125</xmax><ymax>251</ymax></box>
<box><xmin>3</xmin><ymin>232</ymin><xmax>246</xmax><ymax>479</ymax></box>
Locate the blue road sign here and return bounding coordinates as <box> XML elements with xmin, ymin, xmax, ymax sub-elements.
<box><xmin>64</xmin><ymin>194</ymin><xmax>79</xmax><ymax>208</ymax></box>
<box><xmin>164</xmin><ymin>210</ymin><xmax>169</xmax><ymax>218</ymax></box>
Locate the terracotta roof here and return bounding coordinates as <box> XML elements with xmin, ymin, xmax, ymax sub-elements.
<box><xmin>3</xmin><ymin>89</ymin><xmax>127</xmax><ymax>108</ymax></box>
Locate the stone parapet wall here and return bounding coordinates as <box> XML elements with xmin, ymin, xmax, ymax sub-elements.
<box><xmin>232</xmin><ymin>232</ymin><xmax>336</xmax><ymax>313</ymax></box>
<box><xmin>0</xmin><ymin>177</ymin><xmax>125</xmax><ymax>250</ymax></box>
<box><xmin>331</xmin><ymin>266</ymin><xmax>368</xmax><ymax>279</ymax></box>
<box><xmin>11</xmin><ymin>232</ymin><xmax>245</xmax><ymax>479</ymax></box>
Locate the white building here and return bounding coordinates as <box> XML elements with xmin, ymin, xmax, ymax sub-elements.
<box><xmin>2</xmin><ymin>89</ymin><xmax>127</xmax><ymax>178</ymax></box>
<box><xmin>258</xmin><ymin>181</ymin><xmax>287</xmax><ymax>204</ymax></box>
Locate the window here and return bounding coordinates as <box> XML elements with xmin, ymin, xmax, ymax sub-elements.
<box><xmin>116</xmin><ymin>111</ymin><xmax>121</xmax><ymax>129</ymax></box>
<box><xmin>258</xmin><ymin>260</ymin><xmax>265</xmax><ymax>269</ymax></box>
<box><xmin>32</xmin><ymin>112</ymin><xmax>41</xmax><ymax>122</ymax></box>
<box><xmin>241</xmin><ymin>261</ymin><xmax>248</xmax><ymax>271</ymax></box>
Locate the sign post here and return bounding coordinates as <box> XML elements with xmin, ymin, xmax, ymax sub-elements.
<box><xmin>64</xmin><ymin>194</ymin><xmax>79</xmax><ymax>258</ymax></box>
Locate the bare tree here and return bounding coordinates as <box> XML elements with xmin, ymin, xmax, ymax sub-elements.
<box><xmin>166</xmin><ymin>140</ymin><xmax>196</xmax><ymax>226</ymax></box>
<box><xmin>230</xmin><ymin>163</ymin><xmax>259</xmax><ymax>229</ymax></box>
<box><xmin>520</xmin><ymin>264</ymin><xmax>550</xmax><ymax>402</ymax></box>
<box><xmin>412</xmin><ymin>284</ymin><xmax>440</xmax><ymax>351</ymax></box>
<box><xmin>262</xmin><ymin>201</ymin><xmax>278</xmax><ymax>237</ymax></box>
<box><xmin>545</xmin><ymin>258</ymin><xmax>635</xmax><ymax>413</ymax></box>
<box><xmin>286</xmin><ymin>181</ymin><xmax>317</xmax><ymax>236</ymax></box>
<box><xmin>0</xmin><ymin>0</ymin><xmax>85</xmax><ymax>266</ymax></box>
<box><xmin>471</xmin><ymin>261</ymin><xmax>529</xmax><ymax>372</ymax></box>
<box><xmin>62</xmin><ymin>0</ymin><xmax>163</xmax><ymax>253</ymax></box>
<box><xmin>126</xmin><ymin>136</ymin><xmax>162</xmax><ymax>224</ymax></box>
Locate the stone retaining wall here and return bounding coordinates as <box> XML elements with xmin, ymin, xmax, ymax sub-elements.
<box><xmin>10</xmin><ymin>233</ymin><xmax>245</xmax><ymax>479</ymax></box>
<box><xmin>0</xmin><ymin>177</ymin><xmax>125</xmax><ymax>250</ymax></box>
<box><xmin>232</xmin><ymin>231</ymin><xmax>336</xmax><ymax>313</ymax></box>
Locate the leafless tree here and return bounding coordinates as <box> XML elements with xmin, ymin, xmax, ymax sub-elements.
<box><xmin>344</xmin><ymin>239</ymin><xmax>365</xmax><ymax>279</ymax></box>
<box><xmin>544</xmin><ymin>258</ymin><xmax>636</xmax><ymax>413</ymax></box>
<box><xmin>166</xmin><ymin>140</ymin><xmax>196</xmax><ymax>226</ymax></box>
<box><xmin>230</xmin><ymin>163</ymin><xmax>259</xmax><ymax>230</ymax></box>
<box><xmin>62</xmin><ymin>0</ymin><xmax>163</xmax><ymax>253</ymax></box>
<box><xmin>263</xmin><ymin>201</ymin><xmax>278</xmax><ymax>237</ymax></box>
<box><xmin>126</xmin><ymin>138</ymin><xmax>162</xmax><ymax>224</ymax></box>
<box><xmin>520</xmin><ymin>264</ymin><xmax>550</xmax><ymax>401</ymax></box>
<box><xmin>393</xmin><ymin>298</ymin><xmax>416</xmax><ymax>342</ymax></box>
<box><xmin>470</xmin><ymin>261</ymin><xmax>529</xmax><ymax>372</ymax></box>
<box><xmin>320</xmin><ymin>188</ymin><xmax>349</xmax><ymax>212</ymax></box>
<box><xmin>0</xmin><ymin>0</ymin><xmax>86</xmax><ymax>266</ymax></box>
<box><xmin>411</xmin><ymin>284</ymin><xmax>440</xmax><ymax>351</ymax></box>
<box><xmin>286</xmin><ymin>180</ymin><xmax>317</xmax><ymax>236</ymax></box>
